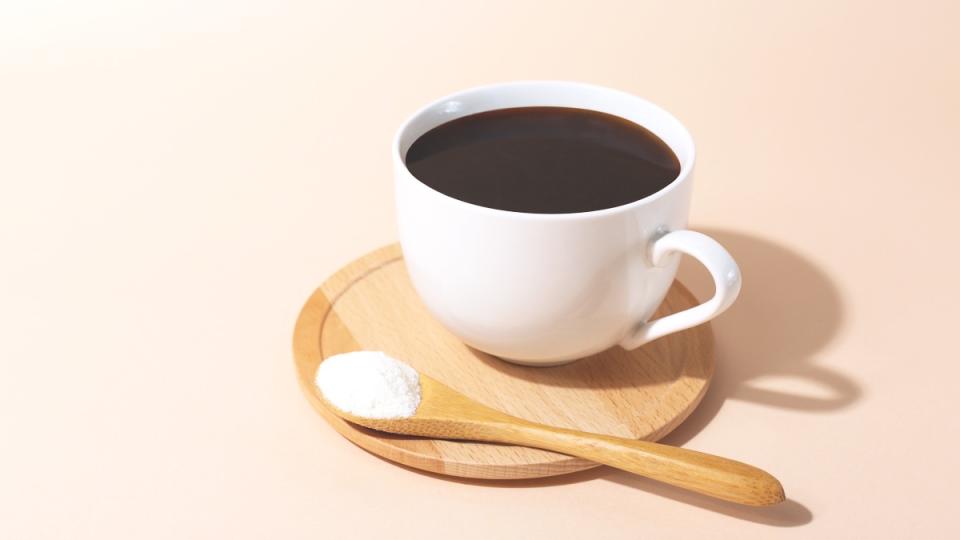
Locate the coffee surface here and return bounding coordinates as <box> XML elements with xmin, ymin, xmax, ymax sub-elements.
<box><xmin>404</xmin><ymin>107</ymin><xmax>680</xmax><ymax>214</ymax></box>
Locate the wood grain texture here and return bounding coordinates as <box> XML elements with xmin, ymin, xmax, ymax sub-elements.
<box><xmin>292</xmin><ymin>244</ymin><xmax>715</xmax><ymax>479</ymax></box>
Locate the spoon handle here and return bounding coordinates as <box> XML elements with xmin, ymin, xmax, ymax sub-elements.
<box><xmin>505</xmin><ymin>423</ymin><xmax>784</xmax><ymax>506</ymax></box>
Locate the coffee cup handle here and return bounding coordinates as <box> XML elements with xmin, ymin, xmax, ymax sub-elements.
<box><xmin>620</xmin><ymin>230</ymin><xmax>742</xmax><ymax>350</ymax></box>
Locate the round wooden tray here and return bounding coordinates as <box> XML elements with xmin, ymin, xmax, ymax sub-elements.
<box><xmin>293</xmin><ymin>244</ymin><xmax>714</xmax><ymax>479</ymax></box>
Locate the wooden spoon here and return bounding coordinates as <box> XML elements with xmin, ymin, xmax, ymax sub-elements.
<box><xmin>322</xmin><ymin>371</ymin><xmax>785</xmax><ymax>507</ymax></box>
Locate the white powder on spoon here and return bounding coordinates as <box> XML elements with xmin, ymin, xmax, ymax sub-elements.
<box><xmin>315</xmin><ymin>351</ymin><xmax>421</xmax><ymax>419</ymax></box>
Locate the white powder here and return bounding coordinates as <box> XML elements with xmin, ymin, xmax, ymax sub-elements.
<box><xmin>315</xmin><ymin>351</ymin><xmax>421</xmax><ymax>419</ymax></box>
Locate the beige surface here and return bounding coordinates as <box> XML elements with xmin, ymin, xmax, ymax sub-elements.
<box><xmin>293</xmin><ymin>244</ymin><xmax>714</xmax><ymax>479</ymax></box>
<box><xmin>1</xmin><ymin>0</ymin><xmax>958</xmax><ymax>537</ymax></box>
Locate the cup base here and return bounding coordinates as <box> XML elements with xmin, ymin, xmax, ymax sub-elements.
<box><xmin>488</xmin><ymin>354</ymin><xmax>585</xmax><ymax>367</ymax></box>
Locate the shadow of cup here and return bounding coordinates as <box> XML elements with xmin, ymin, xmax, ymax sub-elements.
<box><xmin>466</xmin><ymin>228</ymin><xmax>859</xmax><ymax>415</ymax></box>
<box><xmin>664</xmin><ymin>228</ymin><xmax>861</xmax><ymax>445</ymax></box>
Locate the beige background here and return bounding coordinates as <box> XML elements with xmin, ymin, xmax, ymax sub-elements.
<box><xmin>2</xmin><ymin>1</ymin><xmax>958</xmax><ymax>537</ymax></box>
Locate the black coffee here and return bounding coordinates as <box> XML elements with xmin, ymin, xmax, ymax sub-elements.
<box><xmin>404</xmin><ymin>106</ymin><xmax>680</xmax><ymax>214</ymax></box>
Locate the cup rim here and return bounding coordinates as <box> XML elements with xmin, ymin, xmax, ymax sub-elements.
<box><xmin>393</xmin><ymin>80</ymin><xmax>696</xmax><ymax>220</ymax></box>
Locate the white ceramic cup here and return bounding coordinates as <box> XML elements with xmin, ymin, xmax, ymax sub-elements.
<box><xmin>394</xmin><ymin>81</ymin><xmax>741</xmax><ymax>366</ymax></box>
